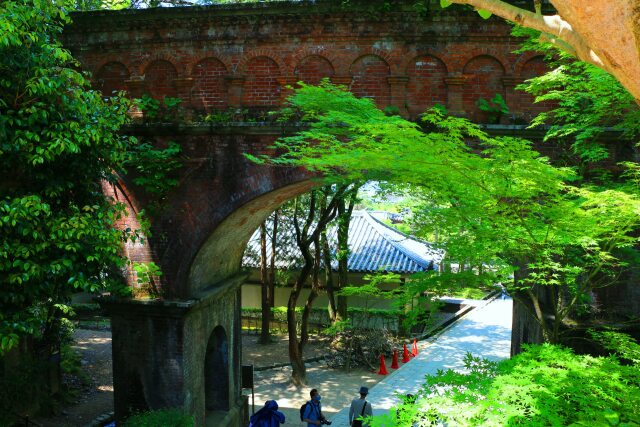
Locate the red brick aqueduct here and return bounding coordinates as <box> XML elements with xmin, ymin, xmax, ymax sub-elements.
<box><xmin>61</xmin><ymin>1</ymin><xmax>635</xmax><ymax>426</ymax></box>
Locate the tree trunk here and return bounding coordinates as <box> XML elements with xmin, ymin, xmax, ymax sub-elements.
<box><xmin>323</xmin><ymin>231</ymin><xmax>338</xmax><ymax>322</ymax></box>
<box><xmin>269</xmin><ymin>210</ymin><xmax>278</xmax><ymax>309</ymax></box>
<box><xmin>287</xmin><ymin>281</ymin><xmax>307</xmax><ymax>386</ymax></box>
<box><xmin>302</xmin><ymin>236</ymin><xmax>322</xmax><ymax>346</ymax></box>
<box><xmin>259</xmin><ymin>223</ymin><xmax>270</xmax><ymax>344</ymax></box>
<box><xmin>335</xmin><ymin>188</ymin><xmax>357</xmax><ymax>320</ymax></box>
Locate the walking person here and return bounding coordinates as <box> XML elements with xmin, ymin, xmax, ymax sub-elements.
<box><xmin>249</xmin><ymin>400</ymin><xmax>285</xmax><ymax>427</ymax></box>
<box><xmin>302</xmin><ymin>388</ymin><xmax>330</xmax><ymax>426</ymax></box>
<box><xmin>349</xmin><ymin>386</ymin><xmax>372</xmax><ymax>427</ymax></box>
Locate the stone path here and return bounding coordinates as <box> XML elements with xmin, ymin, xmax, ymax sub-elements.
<box><xmin>327</xmin><ymin>297</ymin><xmax>513</xmax><ymax>426</ymax></box>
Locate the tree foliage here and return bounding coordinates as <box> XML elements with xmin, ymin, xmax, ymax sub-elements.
<box><xmin>0</xmin><ymin>0</ymin><xmax>134</xmax><ymax>355</ymax></box>
<box><xmin>265</xmin><ymin>81</ymin><xmax>640</xmax><ymax>344</ymax></box>
<box><xmin>370</xmin><ymin>339</ymin><xmax>640</xmax><ymax>427</ymax></box>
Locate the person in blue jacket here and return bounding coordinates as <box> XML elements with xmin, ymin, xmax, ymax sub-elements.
<box><xmin>303</xmin><ymin>388</ymin><xmax>330</xmax><ymax>426</ymax></box>
<box><xmin>249</xmin><ymin>400</ymin><xmax>286</xmax><ymax>427</ymax></box>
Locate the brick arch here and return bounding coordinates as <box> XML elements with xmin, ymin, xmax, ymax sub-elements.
<box><xmin>95</xmin><ymin>61</ymin><xmax>130</xmax><ymax>97</ymax></box>
<box><xmin>456</xmin><ymin>47</ymin><xmax>510</xmax><ymax>74</ymax></box>
<box><xmin>405</xmin><ymin>54</ymin><xmax>448</xmax><ymax>117</ymax></box>
<box><xmin>294</xmin><ymin>55</ymin><xmax>335</xmax><ymax>85</ymax></box>
<box><xmin>188</xmin><ymin>180</ymin><xmax>315</xmax><ymax>296</ymax></box>
<box><xmin>349</xmin><ymin>54</ymin><xmax>391</xmax><ymax>109</ymax></box>
<box><xmin>517</xmin><ymin>55</ymin><xmax>554</xmax><ymax>121</ymax></box>
<box><xmin>102</xmin><ymin>177</ymin><xmax>157</xmax><ymax>293</ymax></box>
<box><xmin>291</xmin><ymin>46</ymin><xmax>339</xmax><ymax>70</ymax></box>
<box><xmin>204</xmin><ymin>325</ymin><xmax>229</xmax><ymax>412</ymax></box>
<box><xmin>187</xmin><ymin>54</ymin><xmax>233</xmax><ymax>76</ymax></box>
<box><xmin>241</xmin><ymin>56</ymin><xmax>281</xmax><ymax>107</ymax></box>
<box><xmin>191</xmin><ymin>57</ymin><xmax>228</xmax><ymax>112</ymax></box>
<box><xmin>462</xmin><ymin>54</ymin><xmax>506</xmax><ymax>122</ymax></box>
<box><xmin>236</xmin><ymin>50</ymin><xmax>286</xmax><ymax>74</ymax></box>
<box><xmin>135</xmin><ymin>54</ymin><xmax>185</xmax><ymax>77</ymax></box>
<box><xmin>144</xmin><ymin>59</ymin><xmax>178</xmax><ymax>99</ymax></box>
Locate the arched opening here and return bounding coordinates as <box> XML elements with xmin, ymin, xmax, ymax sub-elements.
<box><xmin>204</xmin><ymin>325</ymin><xmax>229</xmax><ymax>412</ymax></box>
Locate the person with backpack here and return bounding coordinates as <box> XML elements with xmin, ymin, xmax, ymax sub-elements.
<box><xmin>249</xmin><ymin>400</ymin><xmax>285</xmax><ymax>427</ymax></box>
<box><xmin>301</xmin><ymin>388</ymin><xmax>330</xmax><ymax>426</ymax></box>
<box><xmin>349</xmin><ymin>386</ymin><xmax>373</xmax><ymax>427</ymax></box>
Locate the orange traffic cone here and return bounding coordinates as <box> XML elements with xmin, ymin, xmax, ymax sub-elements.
<box><xmin>411</xmin><ymin>338</ymin><xmax>419</xmax><ymax>357</ymax></box>
<box><xmin>391</xmin><ymin>348</ymin><xmax>399</xmax><ymax>369</ymax></box>
<box><xmin>402</xmin><ymin>343</ymin><xmax>411</xmax><ymax>363</ymax></box>
<box><xmin>377</xmin><ymin>354</ymin><xmax>389</xmax><ymax>375</ymax></box>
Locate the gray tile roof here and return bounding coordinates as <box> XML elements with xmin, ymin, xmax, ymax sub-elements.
<box><xmin>242</xmin><ymin>210</ymin><xmax>443</xmax><ymax>274</ymax></box>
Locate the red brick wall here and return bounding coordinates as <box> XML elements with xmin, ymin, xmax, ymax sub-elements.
<box><xmin>463</xmin><ymin>55</ymin><xmax>505</xmax><ymax>122</ymax></box>
<box><xmin>144</xmin><ymin>59</ymin><xmax>178</xmax><ymax>100</ymax></box>
<box><xmin>350</xmin><ymin>54</ymin><xmax>391</xmax><ymax>109</ymax></box>
<box><xmin>95</xmin><ymin>61</ymin><xmax>129</xmax><ymax>97</ymax></box>
<box><xmin>191</xmin><ymin>58</ymin><xmax>228</xmax><ymax>111</ymax></box>
<box><xmin>294</xmin><ymin>55</ymin><xmax>335</xmax><ymax>85</ymax></box>
<box><xmin>66</xmin><ymin>5</ymin><xmax>556</xmax><ymax>124</ymax></box>
<box><xmin>518</xmin><ymin>56</ymin><xmax>555</xmax><ymax>122</ymax></box>
<box><xmin>406</xmin><ymin>55</ymin><xmax>448</xmax><ymax>118</ymax></box>
<box><xmin>241</xmin><ymin>56</ymin><xmax>281</xmax><ymax>107</ymax></box>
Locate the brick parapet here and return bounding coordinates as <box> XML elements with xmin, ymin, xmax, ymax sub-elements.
<box><xmin>64</xmin><ymin>1</ymin><xmax>549</xmax><ymax>121</ymax></box>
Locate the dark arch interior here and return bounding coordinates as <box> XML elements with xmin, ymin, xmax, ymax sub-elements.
<box><xmin>205</xmin><ymin>325</ymin><xmax>229</xmax><ymax>411</ymax></box>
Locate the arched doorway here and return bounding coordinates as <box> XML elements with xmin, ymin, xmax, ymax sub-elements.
<box><xmin>205</xmin><ymin>325</ymin><xmax>229</xmax><ymax>412</ymax></box>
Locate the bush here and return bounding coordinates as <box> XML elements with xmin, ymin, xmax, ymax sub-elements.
<box><xmin>124</xmin><ymin>409</ymin><xmax>194</xmax><ymax>427</ymax></box>
<box><xmin>372</xmin><ymin>341</ymin><xmax>640</xmax><ymax>427</ymax></box>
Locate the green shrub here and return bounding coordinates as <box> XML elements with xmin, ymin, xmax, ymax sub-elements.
<box><xmin>372</xmin><ymin>342</ymin><xmax>640</xmax><ymax>427</ymax></box>
<box><xmin>124</xmin><ymin>408</ymin><xmax>194</xmax><ymax>427</ymax></box>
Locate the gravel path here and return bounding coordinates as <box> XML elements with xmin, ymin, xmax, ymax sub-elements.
<box><xmin>34</xmin><ymin>329</ymin><xmax>373</xmax><ymax>426</ymax></box>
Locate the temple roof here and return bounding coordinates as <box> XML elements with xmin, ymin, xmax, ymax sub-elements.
<box><xmin>242</xmin><ymin>210</ymin><xmax>443</xmax><ymax>274</ymax></box>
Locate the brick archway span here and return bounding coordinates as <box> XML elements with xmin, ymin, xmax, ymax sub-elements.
<box><xmin>187</xmin><ymin>54</ymin><xmax>233</xmax><ymax>77</ymax></box>
<box><xmin>294</xmin><ymin>54</ymin><xmax>336</xmax><ymax>85</ymax></box>
<box><xmin>514</xmin><ymin>53</ymin><xmax>549</xmax><ymax>76</ymax></box>
<box><xmin>240</xmin><ymin>55</ymin><xmax>282</xmax><ymax>107</ymax></box>
<box><xmin>462</xmin><ymin>54</ymin><xmax>506</xmax><ymax>122</ymax></box>
<box><xmin>188</xmin><ymin>180</ymin><xmax>314</xmax><ymax>296</ymax></box>
<box><xmin>93</xmin><ymin>58</ymin><xmax>133</xmax><ymax>78</ymax></box>
<box><xmin>462</xmin><ymin>53</ymin><xmax>507</xmax><ymax>75</ymax></box>
<box><xmin>143</xmin><ymin>59</ymin><xmax>179</xmax><ymax>99</ymax></box>
<box><xmin>347</xmin><ymin>47</ymin><xmax>397</xmax><ymax>75</ymax></box>
<box><xmin>235</xmin><ymin>49</ymin><xmax>286</xmax><ymax>74</ymax></box>
<box><xmin>349</xmin><ymin>54</ymin><xmax>391</xmax><ymax>109</ymax></box>
<box><xmin>190</xmin><ymin>57</ymin><xmax>229</xmax><ymax>111</ymax></box>
<box><xmin>291</xmin><ymin>46</ymin><xmax>339</xmax><ymax>70</ymax></box>
<box><xmin>137</xmin><ymin>55</ymin><xmax>184</xmax><ymax>79</ymax></box>
<box><xmin>405</xmin><ymin>54</ymin><xmax>448</xmax><ymax>117</ymax></box>
<box><xmin>95</xmin><ymin>61</ymin><xmax>130</xmax><ymax>97</ymax></box>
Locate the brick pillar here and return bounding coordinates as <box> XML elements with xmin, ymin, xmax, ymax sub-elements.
<box><xmin>331</xmin><ymin>75</ymin><xmax>353</xmax><ymax>87</ymax></box>
<box><xmin>277</xmin><ymin>76</ymin><xmax>298</xmax><ymax>104</ymax></box>
<box><xmin>502</xmin><ymin>76</ymin><xmax>524</xmax><ymax>122</ymax></box>
<box><xmin>101</xmin><ymin>277</ymin><xmax>246</xmax><ymax>427</ymax></box>
<box><xmin>444</xmin><ymin>75</ymin><xmax>466</xmax><ymax>116</ymax></box>
<box><xmin>387</xmin><ymin>75</ymin><xmax>409</xmax><ymax>117</ymax></box>
<box><xmin>175</xmin><ymin>77</ymin><xmax>194</xmax><ymax>104</ymax></box>
<box><xmin>226</xmin><ymin>75</ymin><xmax>246</xmax><ymax>108</ymax></box>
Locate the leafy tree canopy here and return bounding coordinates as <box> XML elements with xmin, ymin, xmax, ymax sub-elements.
<box><xmin>0</xmin><ymin>0</ymin><xmax>135</xmax><ymax>354</ymax></box>
<box><xmin>259</xmin><ymin>81</ymin><xmax>640</xmax><ymax>343</ymax></box>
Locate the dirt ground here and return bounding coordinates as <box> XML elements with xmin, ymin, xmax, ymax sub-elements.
<box><xmin>34</xmin><ymin>329</ymin><xmax>385</xmax><ymax>426</ymax></box>
<box><xmin>34</xmin><ymin>329</ymin><xmax>114</xmax><ymax>427</ymax></box>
